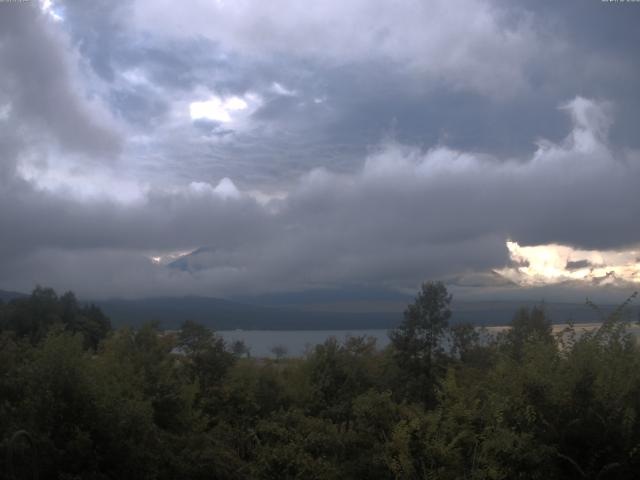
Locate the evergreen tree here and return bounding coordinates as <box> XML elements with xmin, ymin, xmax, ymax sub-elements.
<box><xmin>389</xmin><ymin>281</ymin><xmax>452</xmax><ymax>405</ymax></box>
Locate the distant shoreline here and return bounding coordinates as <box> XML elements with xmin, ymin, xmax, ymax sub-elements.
<box><xmin>210</xmin><ymin>322</ymin><xmax>640</xmax><ymax>358</ymax></box>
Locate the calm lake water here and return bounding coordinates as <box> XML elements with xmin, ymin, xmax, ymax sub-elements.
<box><xmin>218</xmin><ymin>329</ymin><xmax>391</xmax><ymax>358</ymax></box>
<box><xmin>219</xmin><ymin>323</ymin><xmax>640</xmax><ymax>358</ymax></box>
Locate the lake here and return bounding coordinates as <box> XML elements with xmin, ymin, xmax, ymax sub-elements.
<box><xmin>218</xmin><ymin>329</ymin><xmax>391</xmax><ymax>357</ymax></box>
<box><xmin>219</xmin><ymin>322</ymin><xmax>640</xmax><ymax>358</ymax></box>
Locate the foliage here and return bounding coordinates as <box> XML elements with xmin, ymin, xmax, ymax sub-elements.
<box><xmin>1</xmin><ymin>286</ymin><xmax>639</xmax><ymax>479</ymax></box>
<box><xmin>389</xmin><ymin>281</ymin><xmax>452</xmax><ymax>405</ymax></box>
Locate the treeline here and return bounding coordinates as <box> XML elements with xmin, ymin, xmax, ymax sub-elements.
<box><xmin>1</xmin><ymin>284</ymin><xmax>639</xmax><ymax>479</ymax></box>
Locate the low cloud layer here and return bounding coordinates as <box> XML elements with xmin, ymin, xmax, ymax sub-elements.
<box><xmin>2</xmin><ymin>95</ymin><xmax>638</xmax><ymax>299</ymax></box>
<box><xmin>0</xmin><ymin>1</ymin><xmax>638</xmax><ymax>301</ymax></box>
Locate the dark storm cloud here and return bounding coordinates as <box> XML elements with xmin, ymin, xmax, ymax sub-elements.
<box><xmin>53</xmin><ymin>0</ymin><xmax>638</xmax><ymax>184</ymax></box>
<box><xmin>497</xmin><ymin>0</ymin><xmax>640</xmax><ymax>150</ymax></box>
<box><xmin>0</xmin><ymin>2</ymin><xmax>121</xmax><ymax>158</ymax></box>
<box><xmin>2</xmin><ymin>95</ymin><xmax>639</xmax><ymax>299</ymax></box>
<box><xmin>108</xmin><ymin>85</ymin><xmax>169</xmax><ymax>127</ymax></box>
<box><xmin>52</xmin><ymin>0</ymin><xmax>546</xmax><ymax>173</ymax></box>
<box><xmin>0</xmin><ymin>0</ymin><xmax>639</xmax><ymax>299</ymax></box>
<box><xmin>0</xmin><ymin>177</ymin><xmax>273</xmax><ymax>258</ymax></box>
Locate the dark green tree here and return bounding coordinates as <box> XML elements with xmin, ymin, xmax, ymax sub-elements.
<box><xmin>389</xmin><ymin>281</ymin><xmax>452</xmax><ymax>405</ymax></box>
<box><xmin>0</xmin><ymin>287</ymin><xmax>110</xmax><ymax>349</ymax></box>
<box><xmin>231</xmin><ymin>339</ymin><xmax>251</xmax><ymax>358</ymax></box>
<box><xmin>503</xmin><ymin>305</ymin><xmax>553</xmax><ymax>360</ymax></box>
<box><xmin>449</xmin><ymin>322</ymin><xmax>477</xmax><ymax>360</ymax></box>
<box><xmin>177</xmin><ymin>320</ymin><xmax>235</xmax><ymax>414</ymax></box>
<box><xmin>306</xmin><ymin>336</ymin><xmax>378</xmax><ymax>427</ymax></box>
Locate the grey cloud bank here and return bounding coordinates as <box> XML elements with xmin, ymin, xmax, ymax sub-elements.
<box><xmin>0</xmin><ymin>0</ymin><xmax>638</xmax><ymax>301</ymax></box>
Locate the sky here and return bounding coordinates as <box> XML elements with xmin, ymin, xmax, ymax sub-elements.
<box><xmin>0</xmin><ymin>0</ymin><xmax>639</xmax><ymax>302</ymax></box>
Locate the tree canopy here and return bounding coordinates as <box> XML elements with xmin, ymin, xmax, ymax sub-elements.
<box><xmin>1</xmin><ymin>285</ymin><xmax>639</xmax><ymax>479</ymax></box>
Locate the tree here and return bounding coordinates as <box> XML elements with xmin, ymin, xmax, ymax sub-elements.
<box><xmin>60</xmin><ymin>291</ymin><xmax>111</xmax><ymax>350</ymax></box>
<box><xmin>231</xmin><ymin>339</ymin><xmax>251</xmax><ymax>358</ymax></box>
<box><xmin>305</xmin><ymin>336</ymin><xmax>377</xmax><ymax>427</ymax></box>
<box><xmin>1</xmin><ymin>286</ymin><xmax>61</xmax><ymax>343</ymax></box>
<box><xmin>503</xmin><ymin>305</ymin><xmax>552</xmax><ymax>360</ymax></box>
<box><xmin>450</xmin><ymin>322</ymin><xmax>480</xmax><ymax>363</ymax></box>
<box><xmin>177</xmin><ymin>320</ymin><xmax>235</xmax><ymax>413</ymax></box>
<box><xmin>389</xmin><ymin>281</ymin><xmax>452</xmax><ymax>405</ymax></box>
<box><xmin>0</xmin><ymin>287</ymin><xmax>111</xmax><ymax>349</ymax></box>
<box><xmin>270</xmin><ymin>344</ymin><xmax>288</xmax><ymax>361</ymax></box>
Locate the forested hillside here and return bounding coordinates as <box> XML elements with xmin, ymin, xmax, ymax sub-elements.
<box><xmin>1</xmin><ymin>284</ymin><xmax>639</xmax><ymax>479</ymax></box>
